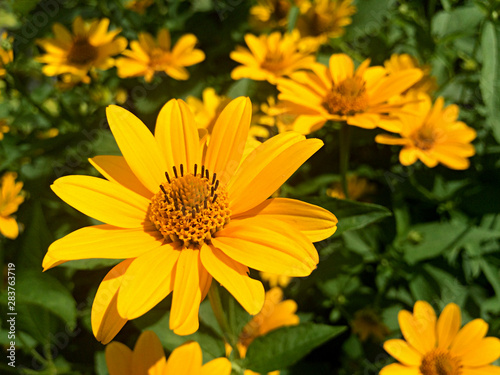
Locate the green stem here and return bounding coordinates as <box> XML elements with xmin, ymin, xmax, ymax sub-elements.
<box><xmin>208</xmin><ymin>283</ymin><xmax>240</xmax><ymax>358</ymax></box>
<box><xmin>339</xmin><ymin>122</ymin><xmax>351</xmax><ymax>199</ymax></box>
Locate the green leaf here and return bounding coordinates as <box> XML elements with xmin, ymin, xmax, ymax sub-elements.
<box><xmin>16</xmin><ymin>271</ymin><xmax>77</xmax><ymax>331</ymax></box>
<box><xmin>245</xmin><ymin>323</ymin><xmax>346</xmax><ymax>373</ymax></box>
<box><xmin>480</xmin><ymin>21</ymin><xmax>500</xmax><ymax>143</ymax></box>
<box><xmin>431</xmin><ymin>6</ymin><xmax>484</xmax><ymax>39</ymax></box>
<box><xmin>306</xmin><ymin>197</ymin><xmax>392</xmax><ymax>236</ymax></box>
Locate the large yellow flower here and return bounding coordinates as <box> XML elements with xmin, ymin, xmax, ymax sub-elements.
<box><xmin>116</xmin><ymin>29</ymin><xmax>205</xmax><ymax>82</ymax></box>
<box><xmin>375</xmin><ymin>95</ymin><xmax>476</xmax><ymax>170</ymax></box>
<box><xmin>0</xmin><ymin>32</ymin><xmax>13</xmax><ymax>78</ymax></box>
<box><xmin>0</xmin><ymin>172</ymin><xmax>25</xmax><ymax>240</ymax></box>
<box><xmin>296</xmin><ymin>0</ymin><xmax>356</xmax><ymax>43</ymax></box>
<box><xmin>230</xmin><ymin>31</ymin><xmax>317</xmax><ymax>85</ymax></box>
<box><xmin>276</xmin><ymin>53</ymin><xmax>423</xmax><ymax>134</ymax></box>
<box><xmin>43</xmin><ymin>97</ymin><xmax>337</xmax><ymax>343</ymax></box>
<box><xmin>106</xmin><ymin>331</ymin><xmax>231</xmax><ymax>375</ymax></box>
<box><xmin>36</xmin><ymin>16</ymin><xmax>127</xmax><ymax>84</ymax></box>
<box><xmin>381</xmin><ymin>301</ymin><xmax>500</xmax><ymax>375</ymax></box>
<box><xmin>186</xmin><ymin>88</ymin><xmax>231</xmax><ymax>134</ymax></box>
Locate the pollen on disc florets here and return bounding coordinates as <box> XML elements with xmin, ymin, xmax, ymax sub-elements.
<box><xmin>323</xmin><ymin>76</ymin><xmax>369</xmax><ymax>116</ymax></box>
<box><xmin>148</xmin><ymin>164</ymin><xmax>231</xmax><ymax>247</ymax></box>
<box><xmin>419</xmin><ymin>349</ymin><xmax>462</xmax><ymax>375</ymax></box>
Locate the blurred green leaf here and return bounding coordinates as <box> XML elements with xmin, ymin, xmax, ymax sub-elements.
<box><xmin>431</xmin><ymin>5</ymin><xmax>484</xmax><ymax>39</ymax></box>
<box><xmin>480</xmin><ymin>21</ymin><xmax>500</xmax><ymax>143</ymax></box>
<box><xmin>245</xmin><ymin>323</ymin><xmax>346</xmax><ymax>373</ymax></box>
<box><xmin>306</xmin><ymin>197</ymin><xmax>392</xmax><ymax>236</ymax></box>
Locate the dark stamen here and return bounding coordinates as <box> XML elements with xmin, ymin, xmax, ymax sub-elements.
<box><xmin>214</xmin><ymin>180</ymin><xmax>219</xmax><ymax>192</ymax></box>
<box><xmin>210</xmin><ymin>186</ymin><xmax>215</xmax><ymax>197</ymax></box>
<box><xmin>201</xmin><ymin>165</ymin><xmax>205</xmax><ymax>179</ymax></box>
<box><xmin>212</xmin><ymin>194</ymin><xmax>218</xmax><ymax>203</ymax></box>
<box><xmin>160</xmin><ymin>185</ymin><xmax>167</xmax><ymax>194</ymax></box>
<box><xmin>204</xmin><ymin>199</ymin><xmax>208</xmax><ymax>209</ymax></box>
<box><xmin>181</xmin><ymin>206</ymin><xmax>186</xmax><ymax>216</ymax></box>
<box><xmin>212</xmin><ymin>172</ymin><xmax>217</xmax><ymax>185</ymax></box>
<box><xmin>191</xmin><ymin>209</ymin><xmax>196</xmax><ymax>219</ymax></box>
<box><xmin>165</xmin><ymin>171</ymin><xmax>171</xmax><ymax>183</ymax></box>
<box><xmin>180</xmin><ymin>164</ymin><xmax>184</xmax><ymax>177</ymax></box>
<box><xmin>205</xmin><ymin>169</ymin><xmax>209</xmax><ymax>179</ymax></box>
<box><xmin>194</xmin><ymin>164</ymin><xmax>198</xmax><ymax>176</ymax></box>
<box><xmin>173</xmin><ymin>166</ymin><xmax>178</xmax><ymax>178</ymax></box>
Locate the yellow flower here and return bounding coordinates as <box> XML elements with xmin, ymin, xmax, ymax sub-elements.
<box><xmin>232</xmin><ymin>287</ymin><xmax>299</xmax><ymax>375</ymax></box>
<box><xmin>43</xmin><ymin>97</ymin><xmax>337</xmax><ymax>343</ymax></box>
<box><xmin>260</xmin><ymin>272</ymin><xmax>292</xmax><ymax>288</ymax></box>
<box><xmin>125</xmin><ymin>0</ymin><xmax>154</xmax><ymax>14</ymax></box>
<box><xmin>249</xmin><ymin>0</ymin><xmax>309</xmax><ymax>30</ymax></box>
<box><xmin>350</xmin><ymin>308</ymin><xmax>389</xmax><ymax>342</ymax></box>
<box><xmin>384</xmin><ymin>54</ymin><xmax>437</xmax><ymax>95</ymax></box>
<box><xmin>106</xmin><ymin>331</ymin><xmax>231</xmax><ymax>375</ymax></box>
<box><xmin>186</xmin><ymin>88</ymin><xmax>231</xmax><ymax>134</ymax></box>
<box><xmin>381</xmin><ymin>301</ymin><xmax>500</xmax><ymax>375</ymax></box>
<box><xmin>0</xmin><ymin>172</ymin><xmax>25</xmax><ymax>239</ymax></box>
<box><xmin>276</xmin><ymin>53</ymin><xmax>423</xmax><ymax>134</ymax></box>
<box><xmin>375</xmin><ymin>95</ymin><xmax>476</xmax><ymax>170</ymax></box>
<box><xmin>116</xmin><ymin>29</ymin><xmax>205</xmax><ymax>82</ymax></box>
<box><xmin>0</xmin><ymin>119</ymin><xmax>10</xmax><ymax>140</ymax></box>
<box><xmin>230</xmin><ymin>31</ymin><xmax>318</xmax><ymax>85</ymax></box>
<box><xmin>296</xmin><ymin>0</ymin><xmax>356</xmax><ymax>43</ymax></box>
<box><xmin>327</xmin><ymin>175</ymin><xmax>376</xmax><ymax>201</ymax></box>
<box><xmin>0</xmin><ymin>32</ymin><xmax>14</xmax><ymax>77</ymax></box>
<box><xmin>36</xmin><ymin>16</ymin><xmax>127</xmax><ymax>84</ymax></box>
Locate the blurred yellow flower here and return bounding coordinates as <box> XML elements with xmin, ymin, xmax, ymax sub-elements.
<box><xmin>381</xmin><ymin>301</ymin><xmax>500</xmax><ymax>375</ymax></box>
<box><xmin>375</xmin><ymin>95</ymin><xmax>476</xmax><ymax>170</ymax></box>
<box><xmin>43</xmin><ymin>97</ymin><xmax>336</xmax><ymax>343</ymax></box>
<box><xmin>125</xmin><ymin>0</ymin><xmax>154</xmax><ymax>14</ymax></box>
<box><xmin>230</xmin><ymin>31</ymin><xmax>317</xmax><ymax>85</ymax></box>
<box><xmin>106</xmin><ymin>331</ymin><xmax>231</xmax><ymax>375</ymax></box>
<box><xmin>350</xmin><ymin>308</ymin><xmax>389</xmax><ymax>342</ymax></box>
<box><xmin>233</xmin><ymin>287</ymin><xmax>299</xmax><ymax>375</ymax></box>
<box><xmin>260</xmin><ymin>271</ymin><xmax>292</xmax><ymax>288</ymax></box>
<box><xmin>327</xmin><ymin>175</ymin><xmax>376</xmax><ymax>201</ymax></box>
<box><xmin>0</xmin><ymin>119</ymin><xmax>10</xmax><ymax>140</ymax></box>
<box><xmin>249</xmin><ymin>0</ymin><xmax>309</xmax><ymax>30</ymax></box>
<box><xmin>186</xmin><ymin>88</ymin><xmax>231</xmax><ymax>134</ymax></box>
<box><xmin>296</xmin><ymin>0</ymin><xmax>356</xmax><ymax>44</ymax></box>
<box><xmin>0</xmin><ymin>172</ymin><xmax>25</xmax><ymax>239</ymax></box>
<box><xmin>277</xmin><ymin>53</ymin><xmax>423</xmax><ymax>134</ymax></box>
<box><xmin>116</xmin><ymin>29</ymin><xmax>205</xmax><ymax>82</ymax></box>
<box><xmin>36</xmin><ymin>16</ymin><xmax>127</xmax><ymax>84</ymax></box>
<box><xmin>384</xmin><ymin>53</ymin><xmax>437</xmax><ymax>95</ymax></box>
<box><xmin>0</xmin><ymin>32</ymin><xmax>14</xmax><ymax>78</ymax></box>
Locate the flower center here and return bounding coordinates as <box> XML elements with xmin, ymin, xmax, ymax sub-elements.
<box><xmin>68</xmin><ymin>37</ymin><xmax>98</xmax><ymax>65</ymax></box>
<box><xmin>149</xmin><ymin>48</ymin><xmax>171</xmax><ymax>70</ymax></box>
<box><xmin>148</xmin><ymin>164</ymin><xmax>231</xmax><ymax>247</ymax></box>
<box><xmin>261</xmin><ymin>51</ymin><xmax>286</xmax><ymax>74</ymax></box>
<box><xmin>412</xmin><ymin>125</ymin><xmax>439</xmax><ymax>150</ymax></box>
<box><xmin>419</xmin><ymin>349</ymin><xmax>462</xmax><ymax>375</ymax></box>
<box><xmin>323</xmin><ymin>77</ymin><xmax>369</xmax><ymax>116</ymax></box>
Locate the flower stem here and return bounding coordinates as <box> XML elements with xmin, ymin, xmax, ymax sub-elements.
<box><xmin>208</xmin><ymin>283</ymin><xmax>240</xmax><ymax>358</ymax></box>
<box><xmin>339</xmin><ymin>122</ymin><xmax>351</xmax><ymax>199</ymax></box>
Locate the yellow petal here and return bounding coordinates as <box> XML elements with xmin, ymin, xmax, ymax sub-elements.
<box><xmin>46</xmin><ymin>224</ymin><xmax>163</xmax><ymax>266</ymax></box>
<box><xmin>461</xmin><ymin>366</ymin><xmax>500</xmax><ymax>375</ymax></box>
<box><xmin>451</xmin><ymin>319</ymin><xmax>489</xmax><ymax>356</ymax></box>
<box><xmin>106</xmin><ymin>105</ymin><xmax>167</xmax><ymax>193</ymax></box>
<box><xmin>0</xmin><ymin>216</ymin><xmax>19</xmax><ymax>239</ymax></box>
<box><xmin>131</xmin><ymin>331</ymin><xmax>167</xmax><ymax>375</ymax></box>
<box><xmin>51</xmin><ymin>175</ymin><xmax>149</xmax><ymax>228</ymax></box>
<box><xmin>165</xmin><ymin>341</ymin><xmax>203</xmax><ymax>375</ymax></box>
<box><xmin>437</xmin><ymin>303</ymin><xmax>461</xmax><ymax>349</ymax></box>
<box><xmin>329</xmin><ymin>53</ymin><xmax>354</xmax><ymax>84</ymax></box>
<box><xmin>204</xmin><ymin>97</ymin><xmax>252</xmax><ymax>186</ymax></box>
<box><xmin>228</xmin><ymin>132</ymin><xmax>322</xmax><ymax>215</ymax></box>
<box><xmin>460</xmin><ymin>337</ymin><xmax>500</xmax><ymax>367</ymax></box>
<box><xmin>116</xmin><ymin>58</ymin><xmax>149</xmax><ymax>78</ymax></box>
<box><xmin>347</xmin><ymin>113</ymin><xmax>380</xmax><ymax>129</ymax></box>
<box><xmin>88</xmin><ymin>18</ymin><xmax>110</xmax><ymax>45</ymax></box>
<box><xmin>383</xmin><ymin>339</ymin><xmax>422</xmax><ymax>366</ymax></box>
<box><xmin>232</xmin><ymin>197</ymin><xmax>337</xmax><ymax>242</ymax></box>
<box><xmin>52</xmin><ymin>23</ymin><xmax>72</xmax><ymax>46</ymax></box>
<box><xmin>201</xmin><ymin>357</ymin><xmax>232</xmax><ymax>375</ymax></box>
<box><xmin>92</xmin><ymin>259</ymin><xmax>132</xmax><ymax>344</ymax></box>
<box><xmin>244</xmin><ymin>34</ymin><xmax>266</xmax><ymax>61</ymax></box>
<box><xmin>398</xmin><ymin>309</ymin><xmax>434</xmax><ymax>355</ymax></box>
<box><xmin>72</xmin><ymin>16</ymin><xmax>85</xmax><ymax>36</ymax></box>
<box><xmin>429</xmin><ymin>147</ymin><xmax>470</xmax><ymax>170</ymax></box>
<box><xmin>157</xmin><ymin>29</ymin><xmax>171</xmax><ymax>50</ymax></box>
<box><xmin>155</xmin><ymin>99</ymin><xmax>199</xmax><ymax>174</ymax></box>
<box><xmin>370</xmin><ymin>69</ymin><xmax>423</xmax><ymax>105</ymax></box>
<box><xmin>400</xmin><ymin>148</ymin><xmax>419</xmax><ymax>166</ymax></box>
<box><xmin>117</xmin><ymin>245</ymin><xmax>180</xmax><ymax>319</ymax></box>
<box><xmin>200</xmin><ymin>244</ymin><xmax>265</xmax><ymax>315</ymax></box>
<box><xmin>212</xmin><ymin>217</ymin><xmax>318</xmax><ymax>277</ymax></box>
<box><xmin>170</xmin><ymin>247</ymin><xmax>202</xmax><ymax>335</ymax></box>
<box><xmin>379</xmin><ymin>363</ymin><xmax>420</xmax><ymax>375</ymax></box>
<box><xmin>292</xmin><ymin>115</ymin><xmax>327</xmax><ymax>135</ymax></box>
<box><xmin>105</xmin><ymin>342</ymin><xmax>132</xmax><ymax>375</ymax></box>
<box><xmin>89</xmin><ymin>155</ymin><xmax>152</xmax><ymax>199</ymax></box>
